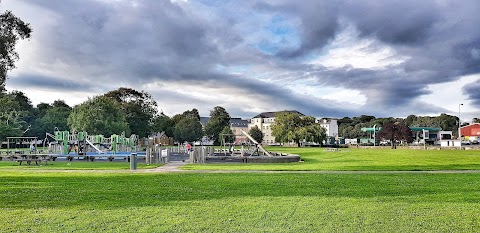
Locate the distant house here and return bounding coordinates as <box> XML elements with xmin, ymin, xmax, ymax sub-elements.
<box><xmin>199</xmin><ymin>117</ymin><xmax>249</xmax><ymax>145</ymax></box>
<box><xmin>316</xmin><ymin>118</ymin><xmax>339</xmax><ymax>138</ymax></box>
<box><xmin>229</xmin><ymin>118</ymin><xmax>249</xmax><ymax>144</ymax></box>
<box><xmin>149</xmin><ymin>132</ymin><xmax>174</xmax><ymax>146</ymax></box>
<box><xmin>248</xmin><ymin>110</ymin><xmax>304</xmax><ymax>145</ymax></box>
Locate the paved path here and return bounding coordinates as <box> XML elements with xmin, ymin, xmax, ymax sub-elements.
<box><xmin>7</xmin><ymin>161</ymin><xmax>480</xmax><ymax>174</ymax></box>
<box><xmin>147</xmin><ymin>161</ymin><xmax>188</xmax><ymax>173</ymax></box>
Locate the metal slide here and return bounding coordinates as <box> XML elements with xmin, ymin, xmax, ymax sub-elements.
<box><xmin>86</xmin><ymin>139</ymin><xmax>105</xmax><ymax>154</ymax></box>
<box><xmin>240</xmin><ymin>130</ymin><xmax>273</xmax><ymax>156</ymax></box>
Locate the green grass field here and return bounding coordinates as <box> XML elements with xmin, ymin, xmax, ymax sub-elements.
<box><xmin>2</xmin><ymin>147</ymin><xmax>480</xmax><ymax>232</ymax></box>
<box><xmin>183</xmin><ymin>147</ymin><xmax>480</xmax><ymax>171</ymax></box>
<box><xmin>1</xmin><ymin>171</ymin><xmax>480</xmax><ymax>232</ymax></box>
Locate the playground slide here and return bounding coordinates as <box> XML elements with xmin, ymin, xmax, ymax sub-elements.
<box><xmin>85</xmin><ymin>139</ymin><xmax>105</xmax><ymax>154</ymax></box>
<box><xmin>240</xmin><ymin>130</ymin><xmax>272</xmax><ymax>156</ymax></box>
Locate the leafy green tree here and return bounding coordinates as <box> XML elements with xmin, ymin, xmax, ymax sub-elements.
<box><xmin>152</xmin><ymin>113</ymin><xmax>174</xmax><ymax>137</ymax></box>
<box><xmin>68</xmin><ymin>96</ymin><xmax>129</xmax><ymax>136</ymax></box>
<box><xmin>377</xmin><ymin>122</ymin><xmax>413</xmax><ymax>149</ymax></box>
<box><xmin>0</xmin><ymin>94</ymin><xmax>27</xmax><ymax>141</ymax></box>
<box><xmin>172</xmin><ymin>108</ymin><xmax>200</xmax><ymax>125</ymax></box>
<box><xmin>104</xmin><ymin>88</ymin><xmax>158</xmax><ymax>137</ymax></box>
<box><xmin>173</xmin><ymin>117</ymin><xmax>203</xmax><ymax>143</ymax></box>
<box><xmin>271</xmin><ymin>112</ymin><xmax>326</xmax><ymax>147</ymax></box>
<box><xmin>0</xmin><ymin>8</ymin><xmax>32</xmax><ymax>91</ymax></box>
<box><xmin>473</xmin><ymin>118</ymin><xmax>480</xmax><ymax>124</ymax></box>
<box><xmin>248</xmin><ymin>125</ymin><xmax>264</xmax><ymax>143</ymax></box>
<box><xmin>204</xmin><ymin>106</ymin><xmax>230</xmax><ymax>145</ymax></box>
<box><xmin>404</xmin><ymin>115</ymin><xmax>417</xmax><ymax>126</ymax></box>
<box><xmin>38</xmin><ymin>103</ymin><xmax>71</xmax><ymax>132</ymax></box>
<box><xmin>300</xmin><ymin>116</ymin><xmax>327</xmax><ymax>144</ymax></box>
<box><xmin>220</xmin><ymin>126</ymin><xmax>235</xmax><ymax>144</ymax></box>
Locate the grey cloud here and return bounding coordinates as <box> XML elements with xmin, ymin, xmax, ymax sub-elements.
<box><xmin>7</xmin><ymin>0</ymin><xmax>480</xmax><ymax>119</ymax></box>
<box><xmin>256</xmin><ymin>0</ymin><xmax>340</xmax><ymax>58</ymax></box>
<box><xmin>343</xmin><ymin>0</ymin><xmax>440</xmax><ymax>45</ymax></box>
<box><xmin>463</xmin><ymin>80</ymin><xmax>480</xmax><ymax>108</ymax></box>
<box><xmin>256</xmin><ymin>0</ymin><xmax>480</xmax><ymax>111</ymax></box>
<box><xmin>7</xmin><ymin>73</ymin><xmax>97</xmax><ymax>91</ymax></box>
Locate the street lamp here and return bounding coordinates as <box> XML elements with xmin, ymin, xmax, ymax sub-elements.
<box><xmin>459</xmin><ymin>103</ymin><xmax>463</xmax><ymax>150</ymax></box>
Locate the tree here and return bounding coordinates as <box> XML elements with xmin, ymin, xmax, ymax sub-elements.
<box><xmin>204</xmin><ymin>106</ymin><xmax>230</xmax><ymax>145</ymax></box>
<box><xmin>220</xmin><ymin>126</ymin><xmax>235</xmax><ymax>144</ymax></box>
<box><xmin>173</xmin><ymin>117</ymin><xmax>203</xmax><ymax>143</ymax></box>
<box><xmin>377</xmin><ymin>122</ymin><xmax>413</xmax><ymax>149</ymax></box>
<box><xmin>152</xmin><ymin>113</ymin><xmax>174</xmax><ymax>137</ymax></box>
<box><xmin>0</xmin><ymin>8</ymin><xmax>32</xmax><ymax>91</ymax></box>
<box><xmin>172</xmin><ymin>108</ymin><xmax>200</xmax><ymax>125</ymax></box>
<box><xmin>68</xmin><ymin>96</ymin><xmax>129</xmax><ymax>136</ymax></box>
<box><xmin>37</xmin><ymin>102</ymin><xmax>71</xmax><ymax>132</ymax></box>
<box><xmin>0</xmin><ymin>94</ymin><xmax>27</xmax><ymax>141</ymax></box>
<box><xmin>271</xmin><ymin>112</ymin><xmax>326</xmax><ymax>147</ymax></box>
<box><xmin>104</xmin><ymin>87</ymin><xmax>158</xmax><ymax>137</ymax></box>
<box><xmin>404</xmin><ymin>114</ymin><xmax>417</xmax><ymax>126</ymax></box>
<box><xmin>473</xmin><ymin>118</ymin><xmax>480</xmax><ymax>124</ymax></box>
<box><xmin>248</xmin><ymin>125</ymin><xmax>264</xmax><ymax>143</ymax></box>
<box><xmin>299</xmin><ymin>117</ymin><xmax>327</xmax><ymax>145</ymax></box>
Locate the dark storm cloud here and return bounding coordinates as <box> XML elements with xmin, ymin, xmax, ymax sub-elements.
<box><xmin>19</xmin><ymin>0</ymin><xmax>226</xmax><ymax>83</ymax></box>
<box><xmin>7</xmin><ymin>0</ymin><xmax>480</xmax><ymax>118</ymax></box>
<box><xmin>463</xmin><ymin>80</ymin><xmax>480</xmax><ymax>108</ymax></box>
<box><xmin>255</xmin><ymin>0</ymin><xmax>480</xmax><ymax>114</ymax></box>
<box><xmin>256</xmin><ymin>1</ymin><xmax>340</xmax><ymax>58</ymax></box>
<box><xmin>8</xmin><ymin>73</ymin><xmax>96</xmax><ymax>91</ymax></box>
<box><xmin>343</xmin><ymin>0</ymin><xmax>440</xmax><ymax>45</ymax></box>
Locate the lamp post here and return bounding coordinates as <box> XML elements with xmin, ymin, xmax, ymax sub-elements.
<box><xmin>459</xmin><ymin>103</ymin><xmax>463</xmax><ymax>150</ymax></box>
<box><xmin>422</xmin><ymin>129</ymin><xmax>426</xmax><ymax>150</ymax></box>
<box><xmin>373</xmin><ymin>124</ymin><xmax>377</xmax><ymax>147</ymax></box>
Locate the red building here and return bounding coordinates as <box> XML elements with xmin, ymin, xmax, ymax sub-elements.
<box><xmin>460</xmin><ymin>123</ymin><xmax>480</xmax><ymax>137</ymax></box>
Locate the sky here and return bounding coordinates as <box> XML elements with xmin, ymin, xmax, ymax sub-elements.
<box><xmin>2</xmin><ymin>0</ymin><xmax>480</xmax><ymax>121</ymax></box>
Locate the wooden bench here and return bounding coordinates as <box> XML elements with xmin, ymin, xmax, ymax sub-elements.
<box><xmin>324</xmin><ymin>148</ymin><xmax>339</xmax><ymax>152</ymax></box>
<box><xmin>16</xmin><ymin>158</ymin><xmax>50</xmax><ymax>165</ymax></box>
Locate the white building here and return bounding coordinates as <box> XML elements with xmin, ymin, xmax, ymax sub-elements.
<box><xmin>248</xmin><ymin>111</ymin><xmax>338</xmax><ymax>145</ymax></box>
<box><xmin>316</xmin><ymin>118</ymin><xmax>339</xmax><ymax>137</ymax></box>
<box><xmin>248</xmin><ymin>111</ymin><xmax>298</xmax><ymax>144</ymax></box>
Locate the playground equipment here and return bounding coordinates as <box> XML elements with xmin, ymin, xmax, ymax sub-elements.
<box><xmin>182</xmin><ymin>130</ymin><xmax>300</xmax><ymax>163</ymax></box>
<box><xmin>0</xmin><ymin>136</ymin><xmax>55</xmax><ymax>163</ymax></box>
<box><xmin>46</xmin><ymin>130</ymin><xmax>140</xmax><ymax>161</ymax></box>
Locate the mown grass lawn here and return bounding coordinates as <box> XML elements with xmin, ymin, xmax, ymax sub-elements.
<box><xmin>182</xmin><ymin>147</ymin><xmax>480</xmax><ymax>171</ymax></box>
<box><xmin>1</xmin><ymin>171</ymin><xmax>480</xmax><ymax>232</ymax></box>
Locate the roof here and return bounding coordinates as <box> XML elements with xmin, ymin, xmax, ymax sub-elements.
<box><xmin>361</xmin><ymin>126</ymin><xmax>443</xmax><ymax>132</ymax></box>
<box><xmin>252</xmin><ymin>110</ymin><xmax>304</xmax><ymax>119</ymax></box>
<box><xmin>316</xmin><ymin>118</ymin><xmax>337</xmax><ymax>123</ymax></box>
<box><xmin>409</xmin><ymin>127</ymin><xmax>442</xmax><ymax>132</ymax></box>
<box><xmin>199</xmin><ymin>117</ymin><xmax>248</xmax><ymax>127</ymax></box>
<box><xmin>230</xmin><ymin>118</ymin><xmax>248</xmax><ymax>127</ymax></box>
<box><xmin>460</xmin><ymin>123</ymin><xmax>480</xmax><ymax>129</ymax></box>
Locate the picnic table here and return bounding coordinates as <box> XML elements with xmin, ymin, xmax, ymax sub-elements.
<box><xmin>324</xmin><ymin>148</ymin><xmax>340</xmax><ymax>152</ymax></box>
<box><xmin>16</xmin><ymin>154</ymin><xmax>52</xmax><ymax>165</ymax></box>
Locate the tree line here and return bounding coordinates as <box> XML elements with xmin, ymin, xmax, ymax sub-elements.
<box><xmin>0</xmin><ymin>88</ymin><xmax>476</xmax><ymax>145</ymax></box>
<box><xmin>0</xmin><ymin>88</ymin><xmax>242</xmax><ymax>146</ymax></box>
<box><xmin>338</xmin><ymin>114</ymin><xmax>464</xmax><ymax>139</ymax></box>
